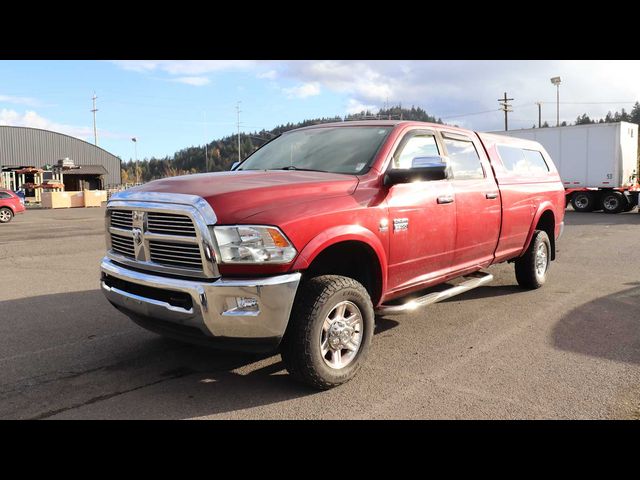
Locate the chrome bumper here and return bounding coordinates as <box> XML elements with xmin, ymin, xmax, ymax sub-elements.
<box><xmin>557</xmin><ymin>221</ymin><xmax>565</xmax><ymax>239</ymax></box>
<box><xmin>100</xmin><ymin>257</ymin><xmax>301</xmax><ymax>352</ymax></box>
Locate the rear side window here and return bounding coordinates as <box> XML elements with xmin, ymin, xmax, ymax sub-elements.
<box><xmin>497</xmin><ymin>145</ymin><xmax>549</xmax><ymax>174</ymax></box>
<box><xmin>0</xmin><ymin>192</ymin><xmax>12</xmax><ymax>199</ymax></box>
<box><xmin>522</xmin><ymin>149</ymin><xmax>549</xmax><ymax>173</ymax></box>
<box><xmin>443</xmin><ymin>137</ymin><xmax>484</xmax><ymax>180</ymax></box>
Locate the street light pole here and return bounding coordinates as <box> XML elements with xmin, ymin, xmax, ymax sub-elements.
<box><xmin>550</xmin><ymin>76</ymin><xmax>562</xmax><ymax>127</ymax></box>
<box><xmin>535</xmin><ymin>101</ymin><xmax>542</xmax><ymax>128</ymax></box>
<box><xmin>131</xmin><ymin>137</ymin><xmax>138</xmax><ymax>184</ymax></box>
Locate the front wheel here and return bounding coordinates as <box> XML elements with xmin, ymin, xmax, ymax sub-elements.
<box><xmin>280</xmin><ymin>275</ymin><xmax>374</xmax><ymax>390</ymax></box>
<box><xmin>515</xmin><ymin>230</ymin><xmax>551</xmax><ymax>289</ymax></box>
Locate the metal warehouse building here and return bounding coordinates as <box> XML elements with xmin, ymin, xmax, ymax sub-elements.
<box><xmin>0</xmin><ymin>126</ymin><xmax>122</xmax><ymax>186</ymax></box>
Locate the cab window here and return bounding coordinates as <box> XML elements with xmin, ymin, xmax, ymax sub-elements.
<box><xmin>393</xmin><ymin>133</ymin><xmax>439</xmax><ymax>169</ymax></box>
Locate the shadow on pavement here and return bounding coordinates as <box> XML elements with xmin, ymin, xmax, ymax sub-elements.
<box><xmin>0</xmin><ymin>289</ymin><xmax>399</xmax><ymax>419</ymax></box>
<box><xmin>551</xmin><ymin>283</ymin><xmax>640</xmax><ymax>365</ymax></box>
<box><xmin>563</xmin><ymin>210</ymin><xmax>640</xmax><ymax>226</ymax></box>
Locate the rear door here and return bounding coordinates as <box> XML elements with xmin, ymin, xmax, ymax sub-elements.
<box><xmin>385</xmin><ymin>129</ymin><xmax>456</xmax><ymax>292</ymax></box>
<box><xmin>439</xmin><ymin>131</ymin><xmax>501</xmax><ymax>270</ymax></box>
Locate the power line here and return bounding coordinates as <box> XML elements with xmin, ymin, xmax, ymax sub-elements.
<box><xmin>442</xmin><ymin>108</ymin><xmax>500</xmax><ymax>120</ymax></box>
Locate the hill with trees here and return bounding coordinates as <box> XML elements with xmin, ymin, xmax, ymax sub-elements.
<box><xmin>120</xmin><ymin>106</ymin><xmax>441</xmax><ymax>183</ymax></box>
<box><xmin>121</xmin><ymin>103</ymin><xmax>640</xmax><ymax>184</ymax></box>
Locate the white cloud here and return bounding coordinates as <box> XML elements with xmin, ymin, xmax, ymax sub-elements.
<box><xmin>346</xmin><ymin>99</ymin><xmax>378</xmax><ymax>114</ymax></box>
<box><xmin>0</xmin><ymin>94</ymin><xmax>43</xmax><ymax>107</ymax></box>
<box><xmin>172</xmin><ymin>76</ymin><xmax>210</xmax><ymax>86</ymax></box>
<box><xmin>111</xmin><ymin>60</ymin><xmax>255</xmax><ymax>75</ymax></box>
<box><xmin>258</xmin><ymin>69</ymin><xmax>277</xmax><ymax>80</ymax></box>
<box><xmin>111</xmin><ymin>59</ymin><xmax>640</xmax><ymax>130</ymax></box>
<box><xmin>283</xmin><ymin>82</ymin><xmax>321</xmax><ymax>99</ymax></box>
<box><xmin>0</xmin><ymin>108</ymin><xmax>126</xmax><ymax>141</ymax></box>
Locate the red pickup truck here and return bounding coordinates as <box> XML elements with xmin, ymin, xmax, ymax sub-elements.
<box><xmin>101</xmin><ymin>121</ymin><xmax>565</xmax><ymax>389</ymax></box>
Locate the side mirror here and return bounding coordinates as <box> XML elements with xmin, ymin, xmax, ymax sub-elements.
<box><xmin>384</xmin><ymin>156</ymin><xmax>448</xmax><ymax>186</ymax></box>
<box><xmin>230</xmin><ymin>161</ymin><xmax>240</xmax><ymax>171</ymax></box>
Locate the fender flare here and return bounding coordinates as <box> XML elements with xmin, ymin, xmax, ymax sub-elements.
<box><xmin>521</xmin><ymin>202</ymin><xmax>557</xmax><ymax>257</ymax></box>
<box><xmin>292</xmin><ymin>224</ymin><xmax>388</xmax><ymax>295</ymax></box>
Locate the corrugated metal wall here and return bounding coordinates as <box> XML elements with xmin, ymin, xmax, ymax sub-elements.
<box><xmin>0</xmin><ymin>126</ymin><xmax>122</xmax><ymax>185</ymax></box>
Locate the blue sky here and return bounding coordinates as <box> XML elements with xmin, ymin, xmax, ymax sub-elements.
<box><xmin>1</xmin><ymin>60</ymin><xmax>640</xmax><ymax>161</ymax></box>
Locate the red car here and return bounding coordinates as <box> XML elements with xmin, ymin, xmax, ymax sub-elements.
<box><xmin>0</xmin><ymin>189</ymin><xmax>26</xmax><ymax>223</ymax></box>
<box><xmin>100</xmin><ymin>120</ymin><xmax>565</xmax><ymax>389</ymax></box>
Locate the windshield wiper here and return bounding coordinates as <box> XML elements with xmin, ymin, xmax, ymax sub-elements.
<box><xmin>276</xmin><ymin>166</ymin><xmax>325</xmax><ymax>172</ymax></box>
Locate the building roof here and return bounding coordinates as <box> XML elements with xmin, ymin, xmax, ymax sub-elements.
<box><xmin>62</xmin><ymin>165</ymin><xmax>109</xmax><ymax>176</ymax></box>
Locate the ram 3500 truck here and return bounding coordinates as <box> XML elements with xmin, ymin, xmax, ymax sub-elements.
<box><xmin>101</xmin><ymin>121</ymin><xmax>565</xmax><ymax>389</ymax></box>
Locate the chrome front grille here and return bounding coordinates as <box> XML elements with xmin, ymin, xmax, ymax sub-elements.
<box><xmin>106</xmin><ymin>204</ymin><xmax>216</xmax><ymax>278</ymax></box>
<box><xmin>147</xmin><ymin>212</ymin><xmax>196</xmax><ymax>237</ymax></box>
<box><xmin>110</xmin><ymin>232</ymin><xmax>135</xmax><ymax>258</ymax></box>
<box><xmin>149</xmin><ymin>240</ymin><xmax>203</xmax><ymax>269</ymax></box>
<box><xmin>110</xmin><ymin>210</ymin><xmax>133</xmax><ymax>229</ymax></box>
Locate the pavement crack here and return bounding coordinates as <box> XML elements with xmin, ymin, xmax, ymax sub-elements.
<box><xmin>29</xmin><ymin>369</ymin><xmax>197</xmax><ymax>420</ymax></box>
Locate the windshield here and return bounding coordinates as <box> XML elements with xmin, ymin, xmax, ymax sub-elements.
<box><xmin>237</xmin><ymin>126</ymin><xmax>392</xmax><ymax>175</ymax></box>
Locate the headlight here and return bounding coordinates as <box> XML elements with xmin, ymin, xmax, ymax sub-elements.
<box><xmin>213</xmin><ymin>225</ymin><xmax>297</xmax><ymax>264</ymax></box>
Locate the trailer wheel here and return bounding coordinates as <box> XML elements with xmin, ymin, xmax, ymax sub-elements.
<box><xmin>570</xmin><ymin>192</ymin><xmax>596</xmax><ymax>212</ymax></box>
<box><xmin>601</xmin><ymin>191</ymin><xmax>626</xmax><ymax>214</ymax></box>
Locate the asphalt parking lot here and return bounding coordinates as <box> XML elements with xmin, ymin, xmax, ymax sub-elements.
<box><xmin>0</xmin><ymin>206</ymin><xmax>639</xmax><ymax>419</ymax></box>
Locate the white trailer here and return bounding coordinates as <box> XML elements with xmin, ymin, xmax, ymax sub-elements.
<box><xmin>492</xmin><ymin>122</ymin><xmax>639</xmax><ymax>213</ymax></box>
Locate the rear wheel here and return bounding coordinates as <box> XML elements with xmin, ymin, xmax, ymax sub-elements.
<box><xmin>570</xmin><ymin>192</ymin><xmax>596</xmax><ymax>212</ymax></box>
<box><xmin>0</xmin><ymin>207</ymin><xmax>13</xmax><ymax>223</ymax></box>
<box><xmin>601</xmin><ymin>191</ymin><xmax>626</xmax><ymax>214</ymax></box>
<box><xmin>280</xmin><ymin>275</ymin><xmax>374</xmax><ymax>390</ymax></box>
<box><xmin>515</xmin><ymin>230</ymin><xmax>551</xmax><ymax>289</ymax></box>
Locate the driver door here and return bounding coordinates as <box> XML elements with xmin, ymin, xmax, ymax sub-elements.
<box><xmin>385</xmin><ymin>130</ymin><xmax>456</xmax><ymax>293</ymax></box>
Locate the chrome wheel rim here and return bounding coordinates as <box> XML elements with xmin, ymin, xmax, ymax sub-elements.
<box><xmin>574</xmin><ymin>195</ymin><xmax>589</xmax><ymax>209</ymax></box>
<box><xmin>0</xmin><ymin>210</ymin><xmax>10</xmax><ymax>222</ymax></box>
<box><xmin>320</xmin><ymin>301</ymin><xmax>363</xmax><ymax>369</ymax></box>
<box><xmin>603</xmin><ymin>196</ymin><xmax>619</xmax><ymax>211</ymax></box>
<box><xmin>535</xmin><ymin>242</ymin><xmax>548</xmax><ymax>277</ymax></box>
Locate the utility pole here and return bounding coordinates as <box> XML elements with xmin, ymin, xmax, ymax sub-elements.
<box><xmin>236</xmin><ymin>101</ymin><xmax>242</xmax><ymax>163</ymax></box>
<box><xmin>91</xmin><ymin>93</ymin><xmax>98</xmax><ymax>146</ymax></box>
<box><xmin>203</xmin><ymin>111</ymin><xmax>208</xmax><ymax>172</ymax></box>
<box><xmin>498</xmin><ymin>92</ymin><xmax>514</xmax><ymax>131</ymax></box>
<box><xmin>535</xmin><ymin>101</ymin><xmax>542</xmax><ymax>128</ymax></box>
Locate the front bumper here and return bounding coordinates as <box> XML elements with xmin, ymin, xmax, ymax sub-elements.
<box><xmin>101</xmin><ymin>257</ymin><xmax>301</xmax><ymax>352</ymax></box>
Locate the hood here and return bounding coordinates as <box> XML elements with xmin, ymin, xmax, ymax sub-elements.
<box><xmin>131</xmin><ymin>170</ymin><xmax>359</xmax><ymax>223</ymax></box>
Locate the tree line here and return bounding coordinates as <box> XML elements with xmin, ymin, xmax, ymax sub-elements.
<box><xmin>121</xmin><ymin>103</ymin><xmax>638</xmax><ymax>184</ymax></box>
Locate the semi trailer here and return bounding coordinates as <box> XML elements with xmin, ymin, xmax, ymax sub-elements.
<box><xmin>494</xmin><ymin>122</ymin><xmax>639</xmax><ymax>213</ymax></box>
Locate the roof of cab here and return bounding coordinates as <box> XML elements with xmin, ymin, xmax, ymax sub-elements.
<box><xmin>293</xmin><ymin>120</ymin><xmax>471</xmax><ymax>132</ymax></box>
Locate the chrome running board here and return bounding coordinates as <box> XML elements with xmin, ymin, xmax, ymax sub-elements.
<box><xmin>376</xmin><ymin>271</ymin><xmax>494</xmax><ymax>315</ymax></box>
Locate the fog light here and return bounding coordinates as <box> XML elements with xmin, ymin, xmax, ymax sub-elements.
<box><xmin>222</xmin><ymin>296</ymin><xmax>260</xmax><ymax>316</ymax></box>
<box><xmin>236</xmin><ymin>297</ymin><xmax>258</xmax><ymax>310</ymax></box>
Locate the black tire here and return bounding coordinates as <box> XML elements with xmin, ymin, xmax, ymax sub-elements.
<box><xmin>570</xmin><ymin>192</ymin><xmax>596</xmax><ymax>212</ymax></box>
<box><xmin>601</xmin><ymin>191</ymin><xmax>626</xmax><ymax>214</ymax></box>
<box><xmin>623</xmin><ymin>202</ymin><xmax>636</xmax><ymax>212</ymax></box>
<box><xmin>280</xmin><ymin>275</ymin><xmax>374</xmax><ymax>390</ymax></box>
<box><xmin>515</xmin><ymin>230</ymin><xmax>551</xmax><ymax>290</ymax></box>
<box><xmin>0</xmin><ymin>207</ymin><xmax>13</xmax><ymax>223</ymax></box>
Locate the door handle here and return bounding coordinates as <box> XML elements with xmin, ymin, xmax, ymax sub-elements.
<box><xmin>437</xmin><ymin>195</ymin><xmax>454</xmax><ymax>204</ymax></box>
<box><xmin>485</xmin><ymin>192</ymin><xmax>498</xmax><ymax>199</ymax></box>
